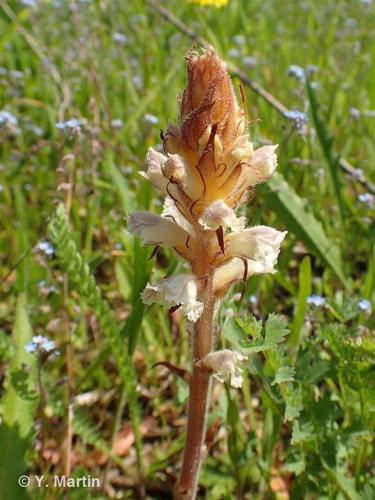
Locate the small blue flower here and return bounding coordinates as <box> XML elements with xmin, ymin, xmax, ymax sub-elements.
<box><xmin>21</xmin><ymin>0</ymin><xmax>38</xmax><ymax>6</ymax></box>
<box><xmin>358</xmin><ymin>299</ymin><xmax>372</xmax><ymax>313</ymax></box>
<box><xmin>306</xmin><ymin>65</ymin><xmax>318</xmax><ymax>75</ymax></box>
<box><xmin>111</xmin><ymin>118</ymin><xmax>123</xmax><ymax>129</ymax></box>
<box><xmin>112</xmin><ymin>32</ymin><xmax>128</xmax><ymax>46</ymax></box>
<box><xmin>36</xmin><ymin>240</ymin><xmax>55</xmax><ymax>256</ymax></box>
<box><xmin>25</xmin><ymin>335</ymin><xmax>57</xmax><ymax>354</ymax></box>
<box><xmin>143</xmin><ymin>114</ymin><xmax>158</xmax><ymax>125</ymax></box>
<box><xmin>233</xmin><ymin>35</ymin><xmax>245</xmax><ymax>46</ymax></box>
<box><xmin>358</xmin><ymin>192</ymin><xmax>375</xmax><ymax>208</ymax></box>
<box><xmin>352</xmin><ymin>168</ymin><xmax>364</xmax><ymax>179</ymax></box>
<box><xmin>25</xmin><ymin>342</ymin><xmax>38</xmax><ymax>353</ymax></box>
<box><xmin>228</xmin><ymin>48</ymin><xmax>240</xmax><ymax>59</ymax></box>
<box><xmin>287</xmin><ymin>65</ymin><xmax>305</xmax><ymax>82</ymax></box>
<box><xmin>0</xmin><ymin>110</ymin><xmax>18</xmax><ymax>128</ymax></box>
<box><xmin>306</xmin><ymin>295</ymin><xmax>326</xmax><ymax>307</ymax></box>
<box><xmin>349</xmin><ymin>107</ymin><xmax>361</xmax><ymax>120</ymax></box>
<box><xmin>55</xmin><ymin>118</ymin><xmax>81</xmax><ymax>131</ymax></box>
<box><xmin>132</xmin><ymin>75</ymin><xmax>143</xmax><ymax>89</ymax></box>
<box><xmin>284</xmin><ymin>110</ymin><xmax>308</xmax><ymax>134</ymax></box>
<box><xmin>345</xmin><ymin>18</ymin><xmax>357</xmax><ymax>28</ymax></box>
<box><xmin>242</xmin><ymin>56</ymin><xmax>257</xmax><ymax>69</ymax></box>
<box><xmin>249</xmin><ymin>294</ymin><xmax>257</xmax><ymax>305</ymax></box>
<box><xmin>11</xmin><ymin>70</ymin><xmax>24</xmax><ymax>80</ymax></box>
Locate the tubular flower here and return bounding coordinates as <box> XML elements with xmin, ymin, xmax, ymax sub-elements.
<box><xmin>128</xmin><ymin>48</ymin><xmax>286</xmax><ymax>325</ymax></box>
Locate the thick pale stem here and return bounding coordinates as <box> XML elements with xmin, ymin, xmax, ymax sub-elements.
<box><xmin>176</xmin><ymin>238</ymin><xmax>215</xmax><ymax>500</ymax></box>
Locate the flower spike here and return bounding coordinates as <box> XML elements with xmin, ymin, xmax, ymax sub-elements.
<box><xmin>127</xmin><ymin>47</ymin><xmax>286</xmax><ymax>499</ymax></box>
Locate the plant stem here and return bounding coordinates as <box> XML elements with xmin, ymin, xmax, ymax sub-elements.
<box><xmin>176</xmin><ymin>238</ymin><xmax>215</xmax><ymax>500</ymax></box>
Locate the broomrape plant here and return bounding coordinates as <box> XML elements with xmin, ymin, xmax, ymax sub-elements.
<box><xmin>128</xmin><ymin>48</ymin><xmax>286</xmax><ymax>499</ymax></box>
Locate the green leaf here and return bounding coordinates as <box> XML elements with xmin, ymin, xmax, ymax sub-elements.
<box><xmin>0</xmin><ymin>294</ymin><xmax>37</xmax><ymax>500</ymax></box>
<box><xmin>239</xmin><ymin>314</ymin><xmax>290</xmax><ymax>353</ymax></box>
<box><xmin>124</xmin><ymin>237</ymin><xmax>152</xmax><ymax>355</ymax></box>
<box><xmin>284</xmin><ymin>385</ymin><xmax>303</xmax><ymax>422</ymax></box>
<box><xmin>236</xmin><ymin>316</ymin><xmax>263</xmax><ymax>338</ymax></box>
<box><xmin>272</xmin><ymin>366</ymin><xmax>295</xmax><ymax>385</ymax></box>
<box><xmin>264</xmin><ymin>314</ymin><xmax>290</xmax><ymax>345</ymax></box>
<box><xmin>263</xmin><ymin>172</ymin><xmax>349</xmax><ymax>289</ymax></box>
<box><xmin>291</xmin><ymin>420</ymin><xmax>315</xmax><ymax>445</ymax></box>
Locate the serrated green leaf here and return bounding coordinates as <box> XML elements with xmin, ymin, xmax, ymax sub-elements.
<box><xmin>265</xmin><ymin>314</ymin><xmax>290</xmax><ymax>345</ymax></box>
<box><xmin>272</xmin><ymin>366</ymin><xmax>295</xmax><ymax>385</ymax></box>
<box><xmin>235</xmin><ymin>316</ymin><xmax>262</xmax><ymax>338</ymax></box>
<box><xmin>263</xmin><ymin>172</ymin><xmax>349</xmax><ymax>289</ymax></box>
<box><xmin>0</xmin><ymin>294</ymin><xmax>37</xmax><ymax>500</ymax></box>
<box><xmin>283</xmin><ymin>458</ymin><xmax>306</xmax><ymax>476</ymax></box>
<box><xmin>291</xmin><ymin>420</ymin><xmax>315</xmax><ymax>445</ymax></box>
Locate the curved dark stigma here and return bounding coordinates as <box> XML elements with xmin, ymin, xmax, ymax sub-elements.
<box><xmin>148</xmin><ymin>245</ymin><xmax>160</xmax><ymax>260</ymax></box>
<box><xmin>166</xmin><ymin>182</ymin><xmax>180</xmax><ymax>206</ymax></box>
<box><xmin>160</xmin><ymin>129</ymin><xmax>169</xmax><ymax>154</ymax></box>
<box><xmin>194</xmin><ymin>162</ymin><xmax>207</xmax><ymax>196</ymax></box>
<box><xmin>240</xmin><ymin>258</ymin><xmax>249</xmax><ymax>300</ymax></box>
<box><xmin>163</xmin><ymin>214</ymin><xmax>177</xmax><ymax>224</ymax></box>
<box><xmin>215</xmin><ymin>225</ymin><xmax>225</xmax><ymax>255</ymax></box>
<box><xmin>185</xmin><ymin>235</ymin><xmax>190</xmax><ymax>248</ymax></box>
<box><xmin>169</xmin><ymin>304</ymin><xmax>181</xmax><ymax>314</ymax></box>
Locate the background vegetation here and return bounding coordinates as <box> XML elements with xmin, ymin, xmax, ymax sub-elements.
<box><xmin>0</xmin><ymin>0</ymin><xmax>374</xmax><ymax>498</ymax></box>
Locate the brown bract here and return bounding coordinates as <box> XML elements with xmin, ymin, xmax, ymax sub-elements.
<box><xmin>179</xmin><ymin>49</ymin><xmax>237</xmax><ymax>154</ymax></box>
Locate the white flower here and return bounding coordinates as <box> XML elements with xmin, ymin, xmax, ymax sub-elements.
<box><xmin>163</xmin><ymin>154</ymin><xmax>186</xmax><ymax>181</ymax></box>
<box><xmin>201</xmin><ymin>349</ymin><xmax>247</xmax><ymax>388</ymax></box>
<box><xmin>198</xmin><ymin>199</ymin><xmax>246</xmax><ymax>231</ymax></box>
<box><xmin>141</xmin><ymin>274</ymin><xmax>203</xmax><ymax>322</ymax></box>
<box><xmin>140</xmin><ymin>148</ymin><xmax>168</xmax><ymax>192</ymax></box>
<box><xmin>226</xmin><ymin>226</ymin><xmax>287</xmax><ymax>261</ymax></box>
<box><xmin>162</xmin><ymin>196</ymin><xmax>194</xmax><ymax>234</ymax></box>
<box><xmin>245</xmin><ymin>145</ymin><xmax>278</xmax><ymax>186</ymax></box>
<box><xmin>128</xmin><ymin>211</ymin><xmax>188</xmax><ymax>248</ymax></box>
<box><xmin>213</xmin><ymin>254</ymin><xmax>281</xmax><ymax>294</ymax></box>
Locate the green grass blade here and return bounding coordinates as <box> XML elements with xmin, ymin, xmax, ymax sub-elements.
<box><xmin>306</xmin><ymin>80</ymin><xmax>346</xmax><ymax>235</ymax></box>
<box><xmin>289</xmin><ymin>256</ymin><xmax>312</xmax><ymax>347</ymax></box>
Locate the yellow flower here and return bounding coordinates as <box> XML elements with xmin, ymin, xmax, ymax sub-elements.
<box><xmin>189</xmin><ymin>0</ymin><xmax>229</xmax><ymax>7</ymax></box>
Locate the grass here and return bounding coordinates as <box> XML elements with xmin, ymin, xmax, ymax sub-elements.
<box><xmin>0</xmin><ymin>0</ymin><xmax>374</xmax><ymax>498</ymax></box>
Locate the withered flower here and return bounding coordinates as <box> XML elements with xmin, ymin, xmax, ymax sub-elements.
<box><xmin>128</xmin><ymin>48</ymin><xmax>286</xmax><ymax>500</ymax></box>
